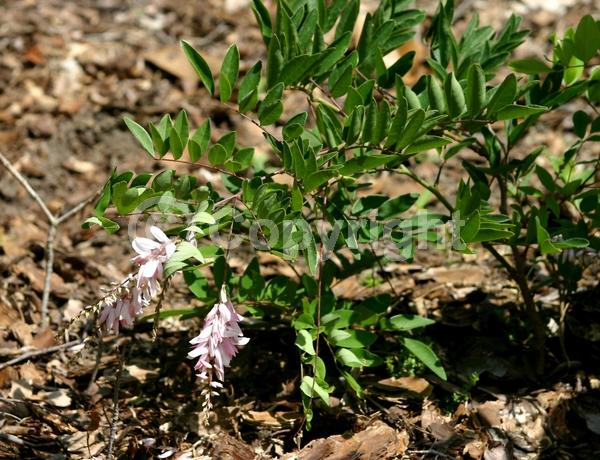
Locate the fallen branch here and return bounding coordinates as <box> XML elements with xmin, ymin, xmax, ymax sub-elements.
<box><xmin>0</xmin><ymin>339</ymin><xmax>83</xmax><ymax>370</ymax></box>
<box><xmin>0</xmin><ymin>151</ymin><xmax>99</xmax><ymax>327</ymax></box>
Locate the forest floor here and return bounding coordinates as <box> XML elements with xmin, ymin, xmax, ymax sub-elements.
<box><xmin>1</xmin><ymin>0</ymin><xmax>600</xmax><ymax>458</ymax></box>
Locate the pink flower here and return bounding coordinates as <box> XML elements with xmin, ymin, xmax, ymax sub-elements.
<box><xmin>132</xmin><ymin>226</ymin><xmax>176</xmax><ymax>278</ymax></box>
<box><xmin>98</xmin><ymin>284</ymin><xmax>145</xmax><ymax>333</ymax></box>
<box><xmin>188</xmin><ymin>287</ymin><xmax>249</xmax><ymax>384</ymax></box>
<box><xmin>132</xmin><ymin>226</ymin><xmax>176</xmax><ymax>300</ymax></box>
<box><xmin>96</xmin><ymin>226</ymin><xmax>175</xmax><ymax>335</ymax></box>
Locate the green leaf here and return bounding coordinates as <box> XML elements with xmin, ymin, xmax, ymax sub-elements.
<box><xmin>183</xmin><ymin>269</ymin><xmax>211</xmax><ymax>299</ymax></box>
<box><xmin>313</xmin><ymin>31</ymin><xmax>352</xmax><ymax>76</ymax></box>
<box><xmin>335</xmin><ymin>0</ymin><xmax>360</xmax><ymax>40</ymax></box>
<box><xmin>251</xmin><ymin>0</ymin><xmax>272</xmax><ymax>46</ymax></box>
<box><xmin>191</xmin><ymin>211</ymin><xmax>216</xmax><ymax>225</ymax></box>
<box><xmin>217</xmin><ymin>132</ymin><xmax>236</xmax><ymax>156</ymax></box>
<box><xmin>157</xmin><ymin>114</ymin><xmax>173</xmax><ymax>139</ymax></box>
<box><xmin>588</xmin><ymin>67</ymin><xmax>600</xmax><ymax>102</ymax></box>
<box><xmin>330</xmin><ymin>62</ymin><xmax>354</xmax><ymax>97</ymax></box>
<box><xmin>427</xmin><ymin>76</ymin><xmax>446</xmax><ymax>112</ymax></box>
<box><xmin>573</xmin><ymin>110</ymin><xmax>589</xmax><ymax>138</ymax></box>
<box><xmin>352</xmin><ymin>195</ymin><xmax>388</xmax><ymax>216</ymax></box>
<box><xmin>219</xmin><ymin>44</ymin><xmax>240</xmax><ymax>102</ymax></box>
<box><xmin>304</xmin><ymin>169</ymin><xmax>338</xmax><ymax>192</ymax></box>
<box><xmin>238</xmin><ymin>61</ymin><xmax>262</xmax><ymax>112</ymax></box>
<box><xmin>344</xmin><ymin>87</ymin><xmax>363</xmax><ymax>113</ymax></box>
<box><xmin>208</xmin><ymin>143</ymin><xmax>227</xmax><ymax>165</ymax></box>
<box><xmin>291</xmin><ymin>186</ymin><xmax>303</xmax><ymax>212</ymax></box>
<box><xmin>461</xmin><ymin>212</ymin><xmax>481</xmax><ymax>243</ymax></box>
<box><xmin>466</xmin><ymin>64</ymin><xmax>486</xmax><ymax>117</ymax></box>
<box><xmin>300</xmin><ymin>376</ymin><xmax>330</xmax><ymax>405</ymax></box>
<box><xmin>165</xmin><ymin>242</ymin><xmax>207</xmax><ymax>277</ymax></box>
<box><xmin>403</xmin><ymin>135</ymin><xmax>452</xmax><ymax>155</ymax></box>
<box><xmin>385</xmin><ymin>96</ymin><xmax>407</xmax><ymax>148</ymax></box>
<box><xmin>553</xmin><ymin>237</ymin><xmax>590</xmax><ymax>250</ymax></box>
<box><xmin>509</xmin><ymin>58</ymin><xmax>551</xmax><ymax>74</ymax></box>
<box><xmin>387</xmin><ymin>314</ymin><xmax>435</xmax><ymax>331</ymax></box>
<box><xmin>258</xmin><ymin>82</ymin><xmax>284</xmax><ymax>125</ymax></box>
<box><xmin>343</xmin><ymin>106</ymin><xmax>364</xmax><ymax>144</ymax></box>
<box><xmin>124</xmin><ymin>117</ymin><xmax>154</xmax><ymax>158</ymax></box>
<box><xmin>445</xmin><ymin>72</ymin><xmax>466</xmax><ymax>118</ymax></box>
<box><xmin>495</xmin><ymin>104</ymin><xmax>546</xmax><ymax>120</ymax></box>
<box><xmin>169</xmin><ymin>127</ymin><xmax>184</xmax><ymax>160</ymax></box>
<box><xmin>377</xmin><ymin>193</ymin><xmax>419</xmax><ymax>220</ymax></box>
<box><xmin>372</xmin><ymin>100</ymin><xmax>390</xmax><ymax>144</ymax></box>
<box><xmin>316</xmin><ymin>103</ymin><xmax>343</xmax><ymax>146</ymax></box>
<box><xmin>283</xmin><ymin>54</ymin><xmax>321</xmax><ymax>85</ymax></box>
<box><xmin>402</xmin><ymin>338</ymin><xmax>446</xmax><ymax>380</ymax></box>
<box><xmin>328</xmin><ymin>329</ymin><xmax>377</xmax><ymax>348</ymax></box>
<box><xmin>174</xmin><ymin>110</ymin><xmax>189</xmax><ymax>150</ymax></box>
<box><xmin>283</xmin><ymin>112</ymin><xmax>308</xmax><ymax>142</ymax></box>
<box><xmin>535</xmin><ymin>217</ymin><xmax>561</xmax><ymax>255</ymax></box>
<box><xmin>341</xmin><ymin>370</ymin><xmax>363</xmax><ymax>397</ymax></box>
<box><xmin>267</xmin><ymin>34</ymin><xmax>284</xmax><ymax>87</ymax></box>
<box><xmin>152</xmin><ymin>169</ymin><xmax>174</xmax><ymax>191</ymax></box>
<box><xmin>82</xmin><ymin>216</ymin><xmax>120</xmax><ymax>234</ymax></box>
<box><xmin>564</xmin><ymin>55</ymin><xmax>584</xmax><ymax>85</ymax></box>
<box><xmin>340</xmin><ymin>154</ymin><xmax>398</xmax><ymax>176</ymax></box>
<box><xmin>295</xmin><ymin>329</ymin><xmax>315</xmax><ymax>355</ymax></box>
<box><xmin>378</xmin><ymin>51</ymin><xmax>415</xmax><ymax>88</ymax></box>
<box><xmin>536</xmin><ymin>165</ymin><xmax>556</xmax><ymax>192</ymax></box>
<box><xmin>362</xmin><ymin>100</ymin><xmax>377</xmax><ymax>144</ymax></box>
<box><xmin>149</xmin><ymin>123</ymin><xmax>168</xmax><ymax>157</ymax></box>
<box><xmin>573</xmin><ymin>15</ymin><xmax>600</xmax><ymax>62</ymax></box>
<box><xmin>188</xmin><ymin>120</ymin><xmax>211</xmax><ymax>162</ymax></box>
<box><xmin>336</xmin><ymin>348</ymin><xmax>382</xmax><ymax>368</ymax></box>
<box><xmin>486</xmin><ymin>73</ymin><xmax>517</xmax><ymax>115</ymax></box>
<box><xmin>181</xmin><ymin>40</ymin><xmax>214</xmax><ymax>94</ymax></box>
<box><xmin>296</xmin><ymin>219</ymin><xmax>318</xmax><ymax>276</ymax></box>
<box><xmin>396</xmin><ymin>109</ymin><xmax>425</xmax><ymax>149</ymax></box>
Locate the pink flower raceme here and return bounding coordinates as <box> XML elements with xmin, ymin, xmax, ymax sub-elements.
<box><xmin>98</xmin><ymin>283</ymin><xmax>145</xmax><ymax>334</ymax></box>
<box><xmin>188</xmin><ymin>287</ymin><xmax>249</xmax><ymax>387</ymax></box>
<box><xmin>98</xmin><ymin>226</ymin><xmax>175</xmax><ymax>334</ymax></box>
<box><xmin>132</xmin><ymin>226</ymin><xmax>176</xmax><ymax>302</ymax></box>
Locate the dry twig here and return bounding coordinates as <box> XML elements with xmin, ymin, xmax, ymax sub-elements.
<box><xmin>0</xmin><ymin>151</ymin><xmax>99</xmax><ymax>327</ymax></box>
<box><xmin>0</xmin><ymin>339</ymin><xmax>82</xmax><ymax>370</ymax></box>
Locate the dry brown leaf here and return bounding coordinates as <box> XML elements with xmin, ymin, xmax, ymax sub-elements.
<box><xmin>11</xmin><ymin>320</ymin><xmax>35</xmax><ymax>346</ymax></box>
<box><xmin>37</xmin><ymin>389</ymin><xmax>72</xmax><ymax>408</ymax></box>
<box><xmin>417</xmin><ymin>265</ymin><xmax>487</xmax><ymax>286</ymax></box>
<box><xmin>463</xmin><ymin>439</ymin><xmax>486</xmax><ymax>459</ymax></box>
<box><xmin>10</xmin><ymin>380</ymin><xmax>33</xmax><ymax>399</ymax></box>
<box><xmin>283</xmin><ymin>421</ymin><xmax>409</xmax><ymax>460</ymax></box>
<box><xmin>0</xmin><ymin>298</ymin><xmax>21</xmax><ymax>328</ymax></box>
<box><xmin>144</xmin><ymin>45</ymin><xmax>209</xmax><ymax>94</ymax></box>
<box><xmin>31</xmin><ymin>328</ymin><xmax>56</xmax><ymax>349</ymax></box>
<box><xmin>376</xmin><ymin>376</ymin><xmax>432</xmax><ymax>397</ymax></box>
<box><xmin>123</xmin><ymin>364</ymin><xmax>159</xmax><ymax>384</ymax></box>
<box><xmin>18</xmin><ymin>362</ymin><xmax>45</xmax><ymax>385</ymax></box>
<box><xmin>242</xmin><ymin>410</ymin><xmax>301</xmax><ymax>428</ymax></box>
<box><xmin>62</xmin><ymin>157</ymin><xmax>97</xmax><ymax>175</ymax></box>
<box><xmin>13</xmin><ymin>258</ymin><xmax>70</xmax><ymax>298</ymax></box>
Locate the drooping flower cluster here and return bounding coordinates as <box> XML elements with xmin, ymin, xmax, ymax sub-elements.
<box><xmin>188</xmin><ymin>286</ymin><xmax>249</xmax><ymax>414</ymax></box>
<box><xmin>97</xmin><ymin>279</ymin><xmax>144</xmax><ymax>334</ymax></box>
<box><xmin>98</xmin><ymin>226</ymin><xmax>175</xmax><ymax>333</ymax></box>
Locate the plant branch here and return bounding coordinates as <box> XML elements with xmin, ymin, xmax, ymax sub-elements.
<box><xmin>0</xmin><ymin>151</ymin><xmax>54</xmax><ymax>222</ymax></box>
<box><xmin>1</xmin><ymin>151</ymin><xmax>99</xmax><ymax>327</ymax></box>
<box><xmin>395</xmin><ymin>165</ymin><xmax>454</xmax><ymax>212</ymax></box>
